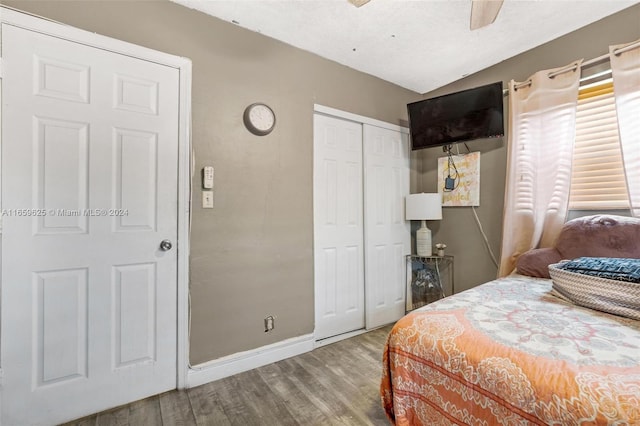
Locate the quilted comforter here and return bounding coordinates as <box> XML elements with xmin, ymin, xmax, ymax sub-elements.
<box><xmin>381</xmin><ymin>275</ymin><xmax>640</xmax><ymax>425</ymax></box>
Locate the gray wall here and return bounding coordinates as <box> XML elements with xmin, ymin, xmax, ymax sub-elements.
<box><xmin>418</xmin><ymin>4</ymin><xmax>640</xmax><ymax>293</ymax></box>
<box><xmin>2</xmin><ymin>0</ymin><xmax>421</xmax><ymax>364</ymax></box>
<box><xmin>5</xmin><ymin>0</ymin><xmax>638</xmax><ymax>365</ymax></box>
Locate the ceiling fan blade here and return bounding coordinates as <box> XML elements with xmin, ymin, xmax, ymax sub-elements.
<box><xmin>470</xmin><ymin>0</ymin><xmax>504</xmax><ymax>30</ymax></box>
<box><xmin>348</xmin><ymin>0</ymin><xmax>371</xmax><ymax>7</ymax></box>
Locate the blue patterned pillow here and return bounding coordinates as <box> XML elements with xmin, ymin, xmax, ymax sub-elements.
<box><xmin>556</xmin><ymin>257</ymin><xmax>640</xmax><ymax>283</ymax></box>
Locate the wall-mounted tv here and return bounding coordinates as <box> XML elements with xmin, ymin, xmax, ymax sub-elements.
<box><xmin>407</xmin><ymin>81</ymin><xmax>504</xmax><ymax>150</ymax></box>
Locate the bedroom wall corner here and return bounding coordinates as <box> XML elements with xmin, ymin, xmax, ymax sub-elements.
<box><xmin>418</xmin><ymin>3</ymin><xmax>640</xmax><ymax>293</ymax></box>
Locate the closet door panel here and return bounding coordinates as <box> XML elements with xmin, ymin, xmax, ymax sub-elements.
<box><xmin>313</xmin><ymin>114</ymin><xmax>365</xmax><ymax>340</ymax></box>
<box><xmin>363</xmin><ymin>124</ymin><xmax>411</xmax><ymax>329</ymax></box>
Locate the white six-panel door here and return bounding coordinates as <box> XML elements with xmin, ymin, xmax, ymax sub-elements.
<box><xmin>363</xmin><ymin>125</ymin><xmax>410</xmax><ymax>329</ymax></box>
<box><xmin>313</xmin><ymin>111</ymin><xmax>410</xmax><ymax>340</ymax></box>
<box><xmin>313</xmin><ymin>114</ymin><xmax>365</xmax><ymax>340</ymax></box>
<box><xmin>1</xmin><ymin>24</ymin><xmax>180</xmax><ymax>425</ymax></box>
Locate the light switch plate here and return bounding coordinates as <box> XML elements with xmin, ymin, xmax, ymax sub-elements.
<box><xmin>202</xmin><ymin>191</ymin><xmax>214</xmax><ymax>208</ymax></box>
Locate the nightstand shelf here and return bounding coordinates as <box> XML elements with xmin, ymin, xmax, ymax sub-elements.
<box><xmin>405</xmin><ymin>255</ymin><xmax>454</xmax><ymax>313</ymax></box>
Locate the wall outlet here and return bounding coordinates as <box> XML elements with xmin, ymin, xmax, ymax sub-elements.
<box><xmin>264</xmin><ymin>315</ymin><xmax>275</xmax><ymax>332</ymax></box>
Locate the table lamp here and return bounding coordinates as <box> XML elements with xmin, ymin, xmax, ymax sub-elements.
<box><xmin>405</xmin><ymin>193</ymin><xmax>442</xmax><ymax>256</ymax></box>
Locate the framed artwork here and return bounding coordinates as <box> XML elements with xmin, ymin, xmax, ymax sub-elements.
<box><xmin>437</xmin><ymin>151</ymin><xmax>480</xmax><ymax>207</ymax></box>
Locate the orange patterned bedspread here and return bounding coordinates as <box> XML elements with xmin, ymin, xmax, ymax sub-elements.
<box><xmin>381</xmin><ymin>275</ymin><xmax>640</xmax><ymax>425</ymax></box>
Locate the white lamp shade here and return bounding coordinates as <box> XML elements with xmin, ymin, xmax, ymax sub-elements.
<box><xmin>405</xmin><ymin>193</ymin><xmax>442</xmax><ymax>221</ymax></box>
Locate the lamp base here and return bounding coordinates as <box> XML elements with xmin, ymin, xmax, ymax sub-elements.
<box><xmin>416</xmin><ymin>221</ymin><xmax>432</xmax><ymax>256</ymax></box>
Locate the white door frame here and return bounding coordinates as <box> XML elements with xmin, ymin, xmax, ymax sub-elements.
<box><xmin>314</xmin><ymin>105</ymin><xmax>410</xmax><ymax>136</ymax></box>
<box><xmin>0</xmin><ymin>7</ymin><xmax>192</xmax><ymax>389</ymax></box>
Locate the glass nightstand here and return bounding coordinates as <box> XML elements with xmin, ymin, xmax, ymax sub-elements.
<box><xmin>405</xmin><ymin>255</ymin><xmax>454</xmax><ymax>313</ymax></box>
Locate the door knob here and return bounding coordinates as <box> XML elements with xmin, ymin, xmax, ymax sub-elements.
<box><xmin>160</xmin><ymin>239</ymin><xmax>173</xmax><ymax>251</ymax></box>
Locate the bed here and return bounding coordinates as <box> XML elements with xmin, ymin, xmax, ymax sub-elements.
<box><xmin>381</xmin><ymin>215</ymin><xmax>640</xmax><ymax>425</ymax></box>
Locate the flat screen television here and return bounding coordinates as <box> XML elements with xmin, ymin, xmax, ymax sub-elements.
<box><xmin>407</xmin><ymin>81</ymin><xmax>504</xmax><ymax>150</ymax></box>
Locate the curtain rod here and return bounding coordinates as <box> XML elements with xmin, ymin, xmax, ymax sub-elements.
<box><xmin>502</xmin><ymin>39</ymin><xmax>640</xmax><ymax>95</ymax></box>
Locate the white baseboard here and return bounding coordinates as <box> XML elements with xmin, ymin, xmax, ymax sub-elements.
<box><xmin>186</xmin><ymin>333</ymin><xmax>315</xmax><ymax>388</ymax></box>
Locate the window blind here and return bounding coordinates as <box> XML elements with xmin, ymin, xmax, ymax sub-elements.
<box><xmin>569</xmin><ymin>80</ymin><xmax>629</xmax><ymax>210</ymax></box>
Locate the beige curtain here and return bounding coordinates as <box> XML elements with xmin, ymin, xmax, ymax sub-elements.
<box><xmin>498</xmin><ymin>61</ymin><xmax>582</xmax><ymax>277</ymax></box>
<box><xmin>610</xmin><ymin>39</ymin><xmax>640</xmax><ymax>218</ymax></box>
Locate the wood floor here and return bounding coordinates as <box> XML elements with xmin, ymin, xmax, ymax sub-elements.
<box><xmin>63</xmin><ymin>325</ymin><xmax>394</xmax><ymax>426</ymax></box>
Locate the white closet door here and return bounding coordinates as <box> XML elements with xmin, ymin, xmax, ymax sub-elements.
<box><xmin>363</xmin><ymin>125</ymin><xmax>410</xmax><ymax>329</ymax></box>
<box><xmin>1</xmin><ymin>24</ymin><xmax>179</xmax><ymax>425</ymax></box>
<box><xmin>313</xmin><ymin>114</ymin><xmax>365</xmax><ymax>340</ymax></box>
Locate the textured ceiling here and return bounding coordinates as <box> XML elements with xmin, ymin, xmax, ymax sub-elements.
<box><xmin>171</xmin><ymin>0</ymin><xmax>639</xmax><ymax>94</ymax></box>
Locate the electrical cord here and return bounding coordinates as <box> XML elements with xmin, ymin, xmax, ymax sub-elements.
<box><xmin>443</xmin><ymin>145</ymin><xmax>460</xmax><ymax>192</ymax></box>
<box><xmin>472</xmin><ymin>205</ymin><xmax>499</xmax><ymax>269</ymax></box>
<box><xmin>463</xmin><ymin>145</ymin><xmax>498</xmax><ymax>268</ymax></box>
<box><xmin>443</xmin><ymin>144</ymin><xmax>498</xmax><ymax>269</ymax></box>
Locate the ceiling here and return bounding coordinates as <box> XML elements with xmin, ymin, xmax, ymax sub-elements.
<box><xmin>170</xmin><ymin>0</ymin><xmax>639</xmax><ymax>94</ymax></box>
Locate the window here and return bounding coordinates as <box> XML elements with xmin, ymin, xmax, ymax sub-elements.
<box><xmin>569</xmin><ymin>75</ymin><xmax>629</xmax><ymax>210</ymax></box>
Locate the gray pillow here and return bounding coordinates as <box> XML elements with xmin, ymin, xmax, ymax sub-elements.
<box><xmin>516</xmin><ymin>248</ymin><xmax>562</xmax><ymax>278</ymax></box>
